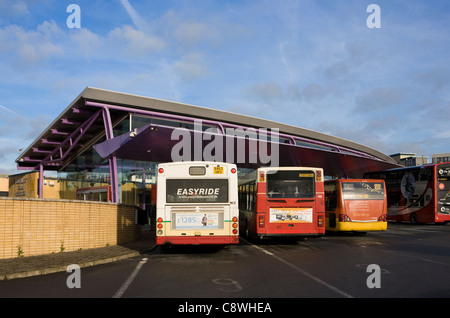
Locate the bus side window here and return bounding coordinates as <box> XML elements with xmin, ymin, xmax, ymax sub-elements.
<box><xmin>238</xmin><ymin>185</ymin><xmax>245</xmax><ymax>210</ymax></box>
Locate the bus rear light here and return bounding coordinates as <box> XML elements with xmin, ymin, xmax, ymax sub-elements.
<box><xmin>316</xmin><ymin>170</ymin><xmax>322</xmax><ymax>181</ymax></box>
<box><xmin>231</xmin><ymin>168</ymin><xmax>236</xmax><ymax>174</ymax></box>
<box><xmin>378</xmin><ymin>214</ymin><xmax>387</xmax><ymax>222</ymax></box>
<box><xmin>259</xmin><ymin>171</ymin><xmax>265</xmax><ymax>182</ymax></box>
<box><xmin>258</xmin><ymin>215</ymin><xmax>265</xmax><ymax>228</ymax></box>
<box><xmin>317</xmin><ymin>215</ymin><xmax>324</xmax><ymax>227</ymax></box>
<box><xmin>232</xmin><ymin>217</ymin><xmax>238</xmax><ymax>234</ymax></box>
<box><xmin>157</xmin><ymin>217</ymin><xmax>163</xmax><ymax>229</ymax></box>
<box><xmin>158</xmin><ymin>168</ymin><xmax>164</xmax><ymax>174</ymax></box>
<box><xmin>339</xmin><ymin>214</ymin><xmax>352</xmax><ymax>222</ymax></box>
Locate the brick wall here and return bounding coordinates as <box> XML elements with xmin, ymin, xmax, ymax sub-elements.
<box><xmin>0</xmin><ymin>197</ymin><xmax>138</xmax><ymax>259</ymax></box>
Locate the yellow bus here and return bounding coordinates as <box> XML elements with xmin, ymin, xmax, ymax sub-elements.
<box><xmin>324</xmin><ymin>179</ymin><xmax>387</xmax><ymax>232</ymax></box>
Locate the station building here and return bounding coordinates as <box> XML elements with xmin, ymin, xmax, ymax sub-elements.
<box><xmin>1</xmin><ymin>87</ymin><xmax>400</xmax><ymax>258</ymax></box>
<box><xmin>15</xmin><ymin>87</ymin><xmax>399</xmax><ymax>208</ymax></box>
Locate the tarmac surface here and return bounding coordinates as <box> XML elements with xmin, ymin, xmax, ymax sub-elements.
<box><xmin>0</xmin><ymin>227</ymin><xmax>156</xmax><ymax>280</ymax></box>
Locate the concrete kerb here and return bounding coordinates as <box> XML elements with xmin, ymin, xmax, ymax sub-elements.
<box><xmin>1</xmin><ymin>253</ymin><xmax>138</xmax><ymax>280</ymax></box>
<box><xmin>0</xmin><ymin>243</ymin><xmax>156</xmax><ymax>281</ymax></box>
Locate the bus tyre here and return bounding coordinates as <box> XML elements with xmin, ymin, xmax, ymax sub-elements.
<box><xmin>410</xmin><ymin>213</ymin><xmax>419</xmax><ymax>225</ymax></box>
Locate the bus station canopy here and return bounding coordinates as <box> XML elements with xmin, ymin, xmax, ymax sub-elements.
<box><xmin>16</xmin><ymin>87</ymin><xmax>400</xmax><ymax>179</ymax></box>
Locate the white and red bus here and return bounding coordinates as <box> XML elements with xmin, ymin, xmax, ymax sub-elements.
<box><xmin>239</xmin><ymin>167</ymin><xmax>325</xmax><ymax>239</ymax></box>
<box><xmin>363</xmin><ymin>162</ymin><xmax>450</xmax><ymax>224</ymax></box>
<box><xmin>156</xmin><ymin>161</ymin><xmax>239</xmax><ymax>245</ymax></box>
<box><xmin>325</xmin><ymin>179</ymin><xmax>387</xmax><ymax>232</ymax></box>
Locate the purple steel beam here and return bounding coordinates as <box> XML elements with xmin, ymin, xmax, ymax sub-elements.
<box><xmin>102</xmin><ymin>107</ymin><xmax>119</xmax><ymax>203</ymax></box>
<box><xmin>72</xmin><ymin>107</ymin><xmax>93</xmax><ymax>115</ymax></box>
<box><xmin>40</xmin><ymin>109</ymin><xmax>102</xmax><ymax>167</ymax></box>
<box><xmin>38</xmin><ymin>164</ymin><xmax>44</xmax><ymax>199</ymax></box>
<box><xmin>50</xmin><ymin>129</ymin><xmax>70</xmax><ymax>136</ymax></box>
<box><xmin>61</xmin><ymin>118</ymin><xmax>81</xmax><ymax>125</ymax></box>
<box><xmin>32</xmin><ymin>147</ymin><xmax>52</xmax><ymax>154</ymax></box>
<box><xmin>41</xmin><ymin>139</ymin><xmax>62</xmax><ymax>145</ymax></box>
<box><xmin>85</xmin><ymin>100</ymin><xmax>380</xmax><ymax>161</ymax></box>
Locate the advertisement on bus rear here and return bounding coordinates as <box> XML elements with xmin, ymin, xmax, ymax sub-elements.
<box><xmin>269</xmin><ymin>208</ymin><xmax>313</xmax><ymax>223</ymax></box>
<box><xmin>172</xmin><ymin>212</ymin><xmax>224</xmax><ymax>229</ymax></box>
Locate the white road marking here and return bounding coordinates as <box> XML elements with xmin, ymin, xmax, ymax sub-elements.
<box><xmin>241</xmin><ymin>238</ymin><xmax>354</xmax><ymax>298</ymax></box>
<box><xmin>112</xmin><ymin>258</ymin><xmax>148</xmax><ymax>298</ymax></box>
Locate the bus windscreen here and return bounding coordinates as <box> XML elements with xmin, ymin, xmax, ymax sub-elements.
<box><xmin>341</xmin><ymin>182</ymin><xmax>385</xmax><ymax>200</ymax></box>
<box><xmin>266</xmin><ymin>170</ymin><xmax>315</xmax><ymax>198</ymax></box>
<box><xmin>166</xmin><ymin>179</ymin><xmax>229</xmax><ymax>203</ymax></box>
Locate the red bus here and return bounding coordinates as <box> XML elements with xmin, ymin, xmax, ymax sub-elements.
<box><xmin>324</xmin><ymin>179</ymin><xmax>387</xmax><ymax>232</ymax></box>
<box><xmin>239</xmin><ymin>167</ymin><xmax>325</xmax><ymax>239</ymax></box>
<box><xmin>363</xmin><ymin>162</ymin><xmax>450</xmax><ymax>224</ymax></box>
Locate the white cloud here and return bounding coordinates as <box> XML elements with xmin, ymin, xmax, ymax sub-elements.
<box><xmin>0</xmin><ymin>104</ymin><xmax>21</xmax><ymax>117</ymax></box>
<box><xmin>107</xmin><ymin>25</ymin><xmax>166</xmax><ymax>56</ymax></box>
<box><xmin>172</xmin><ymin>53</ymin><xmax>209</xmax><ymax>82</ymax></box>
<box><xmin>0</xmin><ymin>21</ymin><xmax>63</xmax><ymax>66</ymax></box>
<box><xmin>173</xmin><ymin>22</ymin><xmax>220</xmax><ymax>47</ymax></box>
<box><xmin>0</xmin><ymin>0</ymin><xmax>29</xmax><ymax>18</ymax></box>
<box><xmin>70</xmin><ymin>28</ymin><xmax>104</xmax><ymax>57</ymax></box>
<box><xmin>119</xmin><ymin>0</ymin><xmax>150</xmax><ymax>31</ymax></box>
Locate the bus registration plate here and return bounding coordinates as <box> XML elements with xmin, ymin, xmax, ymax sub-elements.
<box><xmin>213</xmin><ymin>167</ymin><xmax>224</xmax><ymax>174</ymax></box>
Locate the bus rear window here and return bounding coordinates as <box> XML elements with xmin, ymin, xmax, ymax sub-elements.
<box><xmin>266</xmin><ymin>170</ymin><xmax>315</xmax><ymax>198</ymax></box>
<box><xmin>166</xmin><ymin>179</ymin><xmax>228</xmax><ymax>203</ymax></box>
<box><xmin>341</xmin><ymin>182</ymin><xmax>385</xmax><ymax>200</ymax></box>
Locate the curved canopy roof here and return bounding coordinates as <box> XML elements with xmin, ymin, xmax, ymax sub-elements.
<box><xmin>16</xmin><ymin>87</ymin><xmax>400</xmax><ymax>178</ymax></box>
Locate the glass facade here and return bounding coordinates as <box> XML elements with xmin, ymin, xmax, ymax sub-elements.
<box><xmin>57</xmin><ymin>115</ymin><xmax>159</xmax><ymax>209</ymax></box>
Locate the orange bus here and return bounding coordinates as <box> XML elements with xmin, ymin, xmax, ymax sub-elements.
<box><xmin>239</xmin><ymin>167</ymin><xmax>325</xmax><ymax>239</ymax></box>
<box><xmin>324</xmin><ymin>179</ymin><xmax>387</xmax><ymax>232</ymax></box>
<box><xmin>364</xmin><ymin>162</ymin><xmax>450</xmax><ymax>224</ymax></box>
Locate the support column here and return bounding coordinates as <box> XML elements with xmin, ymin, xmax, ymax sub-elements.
<box><xmin>38</xmin><ymin>164</ymin><xmax>44</xmax><ymax>199</ymax></box>
<box><xmin>102</xmin><ymin>107</ymin><xmax>120</xmax><ymax>203</ymax></box>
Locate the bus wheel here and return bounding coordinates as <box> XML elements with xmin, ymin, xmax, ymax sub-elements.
<box><xmin>410</xmin><ymin>213</ymin><xmax>419</xmax><ymax>225</ymax></box>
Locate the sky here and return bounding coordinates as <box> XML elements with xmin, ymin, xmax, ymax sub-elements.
<box><xmin>0</xmin><ymin>0</ymin><xmax>449</xmax><ymax>174</ymax></box>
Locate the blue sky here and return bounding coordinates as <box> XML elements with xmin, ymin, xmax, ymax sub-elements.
<box><xmin>0</xmin><ymin>0</ymin><xmax>449</xmax><ymax>174</ymax></box>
